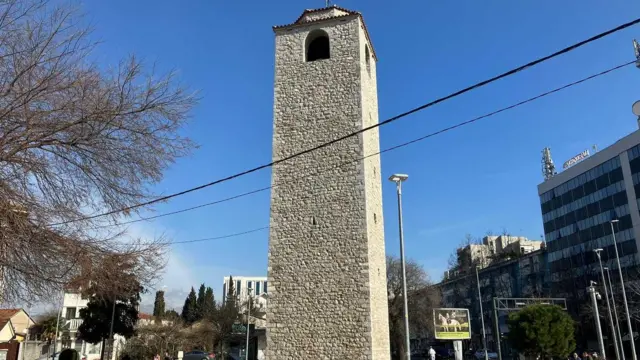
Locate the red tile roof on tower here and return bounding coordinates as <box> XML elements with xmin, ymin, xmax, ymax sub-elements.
<box><xmin>272</xmin><ymin>5</ymin><xmax>378</xmax><ymax>61</ymax></box>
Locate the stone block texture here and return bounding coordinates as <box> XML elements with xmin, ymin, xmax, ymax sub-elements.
<box><xmin>267</xmin><ymin>8</ymin><xmax>390</xmax><ymax>360</ymax></box>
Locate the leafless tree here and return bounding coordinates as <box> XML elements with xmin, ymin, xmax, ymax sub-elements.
<box><xmin>124</xmin><ymin>320</ymin><xmax>187</xmax><ymax>360</ymax></box>
<box><xmin>387</xmin><ymin>255</ymin><xmax>440</xmax><ymax>360</ymax></box>
<box><xmin>0</xmin><ymin>0</ymin><xmax>197</xmax><ymax>305</ymax></box>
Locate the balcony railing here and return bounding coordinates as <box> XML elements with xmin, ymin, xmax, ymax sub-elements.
<box><xmin>66</xmin><ymin>318</ymin><xmax>83</xmax><ymax>331</ymax></box>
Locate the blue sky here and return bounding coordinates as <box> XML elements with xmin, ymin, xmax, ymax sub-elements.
<box><xmin>77</xmin><ymin>0</ymin><xmax>640</xmax><ymax>310</ymax></box>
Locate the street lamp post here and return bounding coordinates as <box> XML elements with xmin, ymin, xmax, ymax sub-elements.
<box><xmin>475</xmin><ymin>266</ymin><xmax>488</xmax><ymax>360</ymax></box>
<box><xmin>389</xmin><ymin>173</ymin><xmax>411</xmax><ymax>360</ymax></box>
<box><xmin>246</xmin><ymin>286</ymin><xmax>252</xmax><ymax>360</ymax></box>
<box><xmin>610</xmin><ymin>219</ymin><xmax>637</xmax><ymax>360</ymax></box>
<box><xmin>588</xmin><ymin>281</ymin><xmax>606</xmax><ymax>360</ymax></box>
<box><xmin>606</xmin><ymin>266</ymin><xmax>626</xmax><ymax>360</ymax></box>
<box><xmin>595</xmin><ymin>248</ymin><xmax>621</xmax><ymax>360</ymax></box>
<box><xmin>53</xmin><ymin>305</ymin><xmax>61</xmax><ymax>354</ymax></box>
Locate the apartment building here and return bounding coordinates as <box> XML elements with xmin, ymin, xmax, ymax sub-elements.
<box><xmin>222</xmin><ymin>276</ymin><xmax>267</xmax><ymax>305</ymax></box>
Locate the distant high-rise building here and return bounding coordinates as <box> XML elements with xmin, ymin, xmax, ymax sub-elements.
<box><xmin>444</xmin><ymin>234</ymin><xmax>544</xmax><ymax>279</ymax></box>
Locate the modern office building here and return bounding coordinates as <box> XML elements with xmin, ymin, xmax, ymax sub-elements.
<box><xmin>538</xmin><ymin>130</ymin><xmax>640</xmax><ymax>299</ymax></box>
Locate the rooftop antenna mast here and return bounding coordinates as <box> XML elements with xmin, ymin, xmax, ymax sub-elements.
<box><xmin>542</xmin><ymin>147</ymin><xmax>557</xmax><ymax>181</ymax></box>
<box><xmin>633</xmin><ymin>40</ymin><xmax>640</xmax><ymax>129</ymax></box>
<box><xmin>634</xmin><ymin>39</ymin><xmax>640</xmax><ymax>68</ymax></box>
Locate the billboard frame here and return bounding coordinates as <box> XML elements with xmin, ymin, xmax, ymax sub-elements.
<box><xmin>433</xmin><ymin>308</ymin><xmax>471</xmax><ymax>340</ymax></box>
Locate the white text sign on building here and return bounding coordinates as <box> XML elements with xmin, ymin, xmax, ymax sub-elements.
<box><xmin>563</xmin><ymin>149</ymin><xmax>590</xmax><ymax>169</ymax></box>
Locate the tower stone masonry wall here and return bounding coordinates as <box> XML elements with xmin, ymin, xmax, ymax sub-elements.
<box><xmin>267</xmin><ymin>9</ymin><xmax>390</xmax><ymax>360</ymax></box>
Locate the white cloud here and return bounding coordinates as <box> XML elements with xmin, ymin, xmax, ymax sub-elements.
<box><xmin>127</xmin><ymin>222</ymin><xmax>244</xmax><ymax>313</ymax></box>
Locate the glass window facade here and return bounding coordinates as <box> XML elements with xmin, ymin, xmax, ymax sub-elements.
<box><xmin>539</xmin><ymin>155</ymin><xmax>637</xmax><ymax>275</ymax></box>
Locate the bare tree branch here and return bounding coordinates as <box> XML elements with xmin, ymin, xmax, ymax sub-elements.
<box><xmin>0</xmin><ymin>0</ymin><xmax>198</xmax><ymax>305</ymax></box>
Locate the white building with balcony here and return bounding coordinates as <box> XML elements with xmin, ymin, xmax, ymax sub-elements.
<box><xmin>57</xmin><ymin>291</ymin><xmax>125</xmax><ymax>360</ymax></box>
<box><xmin>221</xmin><ymin>276</ymin><xmax>268</xmax><ymax>360</ymax></box>
<box><xmin>222</xmin><ymin>276</ymin><xmax>267</xmax><ymax>306</ymax></box>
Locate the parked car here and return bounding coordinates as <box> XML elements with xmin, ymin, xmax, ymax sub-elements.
<box><xmin>474</xmin><ymin>350</ymin><xmax>498</xmax><ymax>360</ymax></box>
<box><xmin>184</xmin><ymin>351</ymin><xmax>210</xmax><ymax>360</ymax></box>
<box><xmin>222</xmin><ymin>355</ymin><xmax>242</xmax><ymax>360</ymax></box>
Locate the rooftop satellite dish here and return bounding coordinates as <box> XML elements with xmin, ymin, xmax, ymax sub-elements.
<box><xmin>633</xmin><ymin>100</ymin><xmax>640</xmax><ymax>117</ymax></box>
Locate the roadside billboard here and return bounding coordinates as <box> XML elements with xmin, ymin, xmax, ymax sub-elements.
<box><xmin>433</xmin><ymin>308</ymin><xmax>471</xmax><ymax>340</ymax></box>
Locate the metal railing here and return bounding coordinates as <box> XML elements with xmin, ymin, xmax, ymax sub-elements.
<box><xmin>66</xmin><ymin>318</ymin><xmax>83</xmax><ymax>331</ymax></box>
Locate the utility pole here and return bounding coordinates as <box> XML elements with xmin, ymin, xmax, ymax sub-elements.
<box><xmin>595</xmin><ymin>249</ymin><xmax>621</xmax><ymax>360</ymax></box>
<box><xmin>475</xmin><ymin>267</ymin><xmax>488</xmax><ymax>360</ymax></box>
<box><xmin>610</xmin><ymin>220</ymin><xmax>637</xmax><ymax>360</ymax></box>
<box><xmin>589</xmin><ymin>281</ymin><xmax>606</xmax><ymax>360</ymax></box>
<box><xmin>493</xmin><ymin>298</ymin><xmax>502</xmax><ymax>360</ymax></box>
<box><xmin>607</xmin><ymin>267</ymin><xmax>626</xmax><ymax>360</ymax></box>
<box><xmin>246</xmin><ymin>290</ymin><xmax>252</xmax><ymax>360</ymax></box>
<box><xmin>106</xmin><ymin>297</ymin><xmax>116</xmax><ymax>360</ymax></box>
<box><xmin>389</xmin><ymin>174</ymin><xmax>411</xmax><ymax>360</ymax></box>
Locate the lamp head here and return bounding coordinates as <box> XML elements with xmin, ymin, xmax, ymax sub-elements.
<box><xmin>389</xmin><ymin>174</ymin><xmax>409</xmax><ymax>183</ymax></box>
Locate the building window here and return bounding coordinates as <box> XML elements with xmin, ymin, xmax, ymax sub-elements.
<box><xmin>306</xmin><ymin>29</ymin><xmax>330</xmax><ymax>62</ymax></box>
<box><xmin>365</xmin><ymin>44</ymin><xmax>371</xmax><ymax>74</ymax></box>
<box><xmin>236</xmin><ymin>280</ymin><xmax>242</xmax><ymax>295</ymax></box>
<box><xmin>247</xmin><ymin>281</ymin><xmax>253</xmax><ymax>293</ymax></box>
<box><xmin>222</xmin><ymin>283</ymin><xmax>227</xmax><ymax>298</ymax></box>
<box><xmin>374</xmin><ymin>213</ymin><xmax>377</xmax><ymax>223</ymax></box>
<box><xmin>264</xmin><ymin>281</ymin><xmax>268</xmax><ymax>294</ymax></box>
<box><xmin>66</xmin><ymin>307</ymin><xmax>76</xmax><ymax>319</ymax></box>
<box><xmin>256</xmin><ymin>281</ymin><xmax>261</xmax><ymax>295</ymax></box>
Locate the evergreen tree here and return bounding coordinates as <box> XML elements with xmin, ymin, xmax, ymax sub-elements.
<box><xmin>196</xmin><ymin>283</ymin><xmax>206</xmax><ymax>320</ymax></box>
<box><xmin>77</xmin><ymin>257</ymin><xmax>143</xmax><ymax>345</ymax></box>
<box><xmin>202</xmin><ymin>287</ymin><xmax>215</xmax><ymax>319</ymax></box>
<box><xmin>152</xmin><ymin>291</ymin><xmax>166</xmax><ymax>322</ymax></box>
<box><xmin>181</xmin><ymin>287</ymin><xmax>198</xmax><ymax>324</ymax></box>
<box><xmin>164</xmin><ymin>309</ymin><xmax>180</xmax><ymax>321</ymax></box>
<box><xmin>78</xmin><ymin>283</ymin><xmax>142</xmax><ymax>344</ymax></box>
<box><xmin>226</xmin><ymin>276</ymin><xmax>236</xmax><ymax>304</ymax></box>
<box><xmin>507</xmin><ymin>304</ymin><xmax>575</xmax><ymax>359</ymax></box>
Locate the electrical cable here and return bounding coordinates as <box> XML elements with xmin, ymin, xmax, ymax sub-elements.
<box><xmin>51</xmin><ymin>18</ymin><xmax>640</xmax><ymax>226</ymax></box>
<box><xmin>168</xmin><ymin>226</ymin><xmax>268</xmax><ymax>245</ymax></box>
<box><xmin>111</xmin><ymin>60</ymin><xmax>635</xmax><ymax>236</ymax></box>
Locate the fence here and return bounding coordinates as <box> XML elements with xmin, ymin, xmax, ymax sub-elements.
<box><xmin>19</xmin><ymin>340</ymin><xmax>51</xmax><ymax>360</ymax></box>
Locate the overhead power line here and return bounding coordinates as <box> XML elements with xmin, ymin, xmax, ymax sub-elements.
<box><xmin>106</xmin><ymin>60</ymin><xmax>635</xmax><ymax>231</ymax></box>
<box><xmin>169</xmin><ymin>226</ymin><xmax>268</xmax><ymax>245</ymax></box>
<box><xmin>52</xmin><ymin>17</ymin><xmax>640</xmax><ymax>226</ymax></box>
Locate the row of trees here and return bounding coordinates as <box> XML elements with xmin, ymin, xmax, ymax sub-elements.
<box><xmin>180</xmin><ymin>284</ymin><xmax>216</xmax><ymax>324</ymax></box>
<box><xmin>121</xmin><ymin>279</ymin><xmax>259</xmax><ymax>358</ymax></box>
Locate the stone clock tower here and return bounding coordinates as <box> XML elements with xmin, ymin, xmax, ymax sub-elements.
<box><xmin>267</xmin><ymin>6</ymin><xmax>390</xmax><ymax>359</ymax></box>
